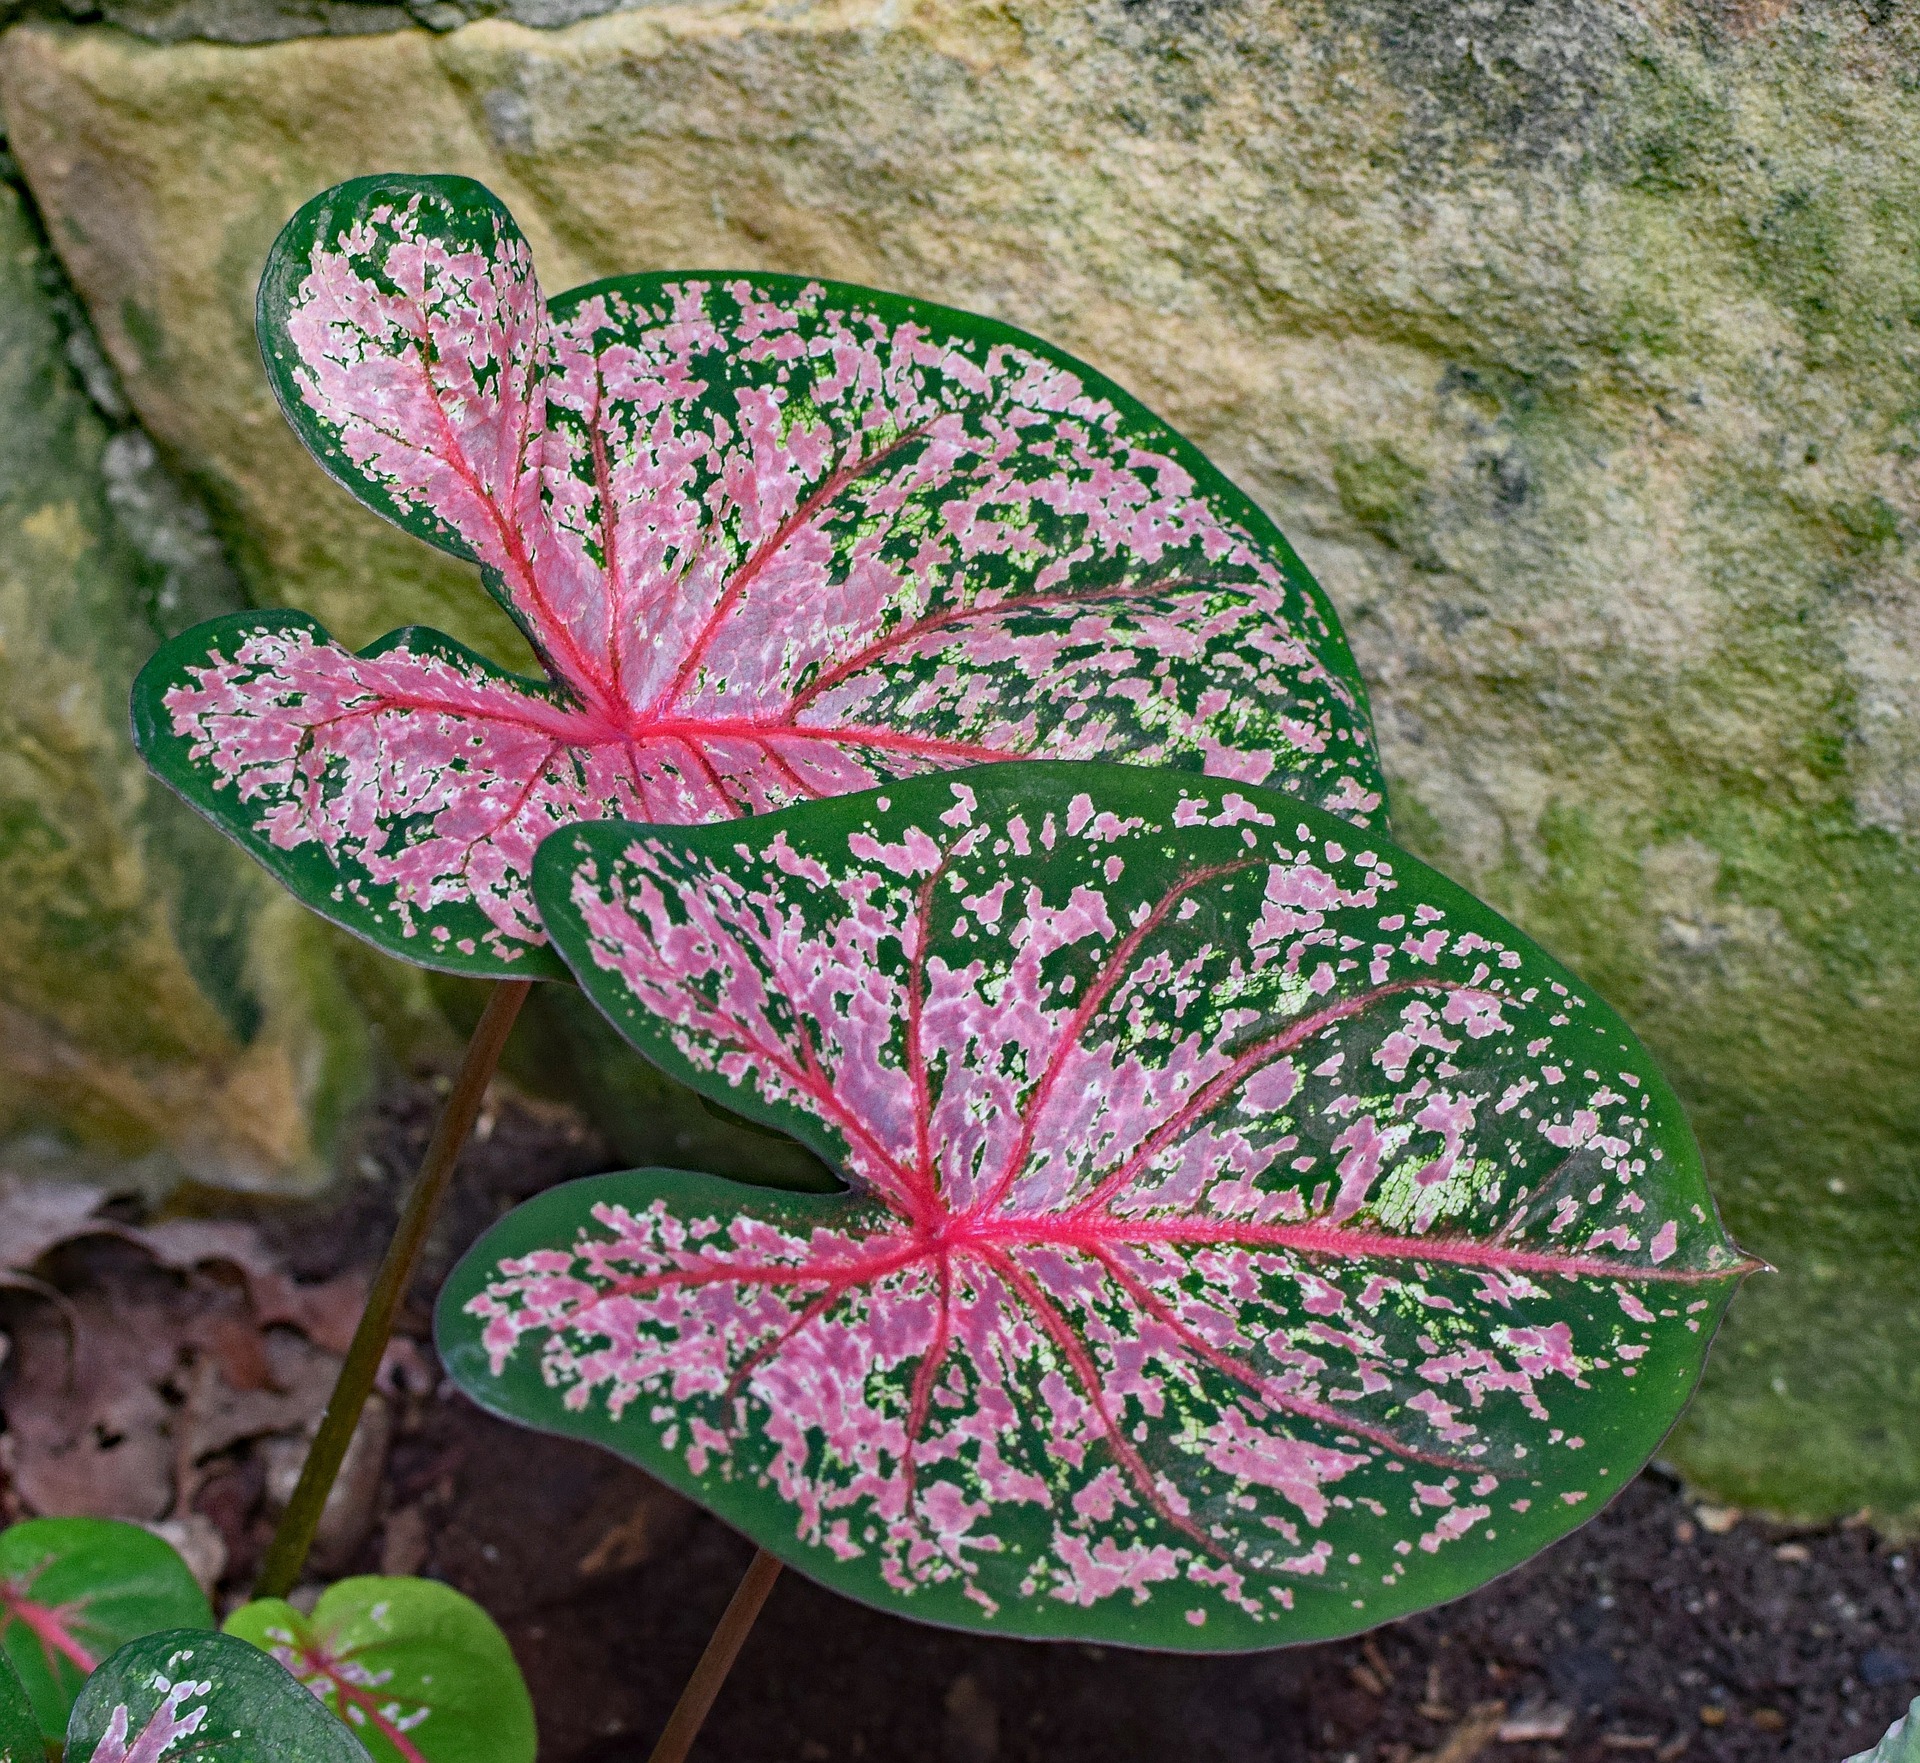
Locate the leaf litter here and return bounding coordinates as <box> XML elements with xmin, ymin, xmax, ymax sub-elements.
<box><xmin>0</xmin><ymin>1171</ymin><xmax>367</xmax><ymax>1583</ymax></box>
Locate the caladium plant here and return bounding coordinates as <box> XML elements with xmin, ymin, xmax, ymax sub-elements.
<box><xmin>438</xmin><ymin>763</ymin><xmax>1753</xmax><ymax>1649</ymax></box>
<box><xmin>0</xmin><ymin>1518</ymin><xmax>212</xmax><ymax>1745</ymax></box>
<box><xmin>131</xmin><ymin>173</ymin><xmax>1383</xmax><ymax>979</ymax></box>
<box><xmin>224</xmin><ymin>1576</ymin><xmax>535</xmax><ymax>1763</ymax></box>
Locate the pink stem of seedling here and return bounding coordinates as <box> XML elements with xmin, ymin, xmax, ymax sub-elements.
<box><xmin>255</xmin><ymin>978</ymin><xmax>533</xmax><ymax>1599</ymax></box>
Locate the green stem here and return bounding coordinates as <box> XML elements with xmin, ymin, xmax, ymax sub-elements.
<box><xmin>255</xmin><ymin>978</ymin><xmax>533</xmax><ymax>1599</ymax></box>
<box><xmin>646</xmin><ymin>1550</ymin><xmax>783</xmax><ymax>1763</ymax></box>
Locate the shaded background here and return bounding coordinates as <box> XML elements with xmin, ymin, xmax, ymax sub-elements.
<box><xmin>0</xmin><ymin>0</ymin><xmax>1914</xmax><ymax>1524</ymax></box>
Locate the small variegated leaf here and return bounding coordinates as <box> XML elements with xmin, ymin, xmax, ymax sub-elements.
<box><xmin>437</xmin><ymin>762</ymin><xmax>1752</xmax><ymax>1648</ymax></box>
<box><xmin>0</xmin><ymin>1519</ymin><xmax>212</xmax><ymax>1746</ymax></box>
<box><xmin>224</xmin><ymin>1577</ymin><xmax>534</xmax><ymax>1763</ymax></box>
<box><xmin>65</xmin><ymin>1630</ymin><xmax>370</xmax><ymax>1763</ymax></box>
<box><xmin>134</xmin><ymin>174</ymin><xmax>1382</xmax><ymax>977</ymax></box>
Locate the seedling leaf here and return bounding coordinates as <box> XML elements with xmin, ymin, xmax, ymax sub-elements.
<box><xmin>66</xmin><ymin>1629</ymin><xmax>371</xmax><ymax>1763</ymax></box>
<box><xmin>0</xmin><ymin>1519</ymin><xmax>212</xmax><ymax>1744</ymax></box>
<box><xmin>0</xmin><ymin>1650</ymin><xmax>40</xmax><ymax>1763</ymax></box>
<box><xmin>1850</xmin><ymin>1699</ymin><xmax>1920</xmax><ymax>1763</ymax></box>
<box><xmin>224</xmin><ymin>1576</ymin><xmax>534</xmax><ymax>1763</ymax></box>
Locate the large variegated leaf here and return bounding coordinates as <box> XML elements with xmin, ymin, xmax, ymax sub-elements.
<box><xmin>438</xmin><ymin>763</ymin><xmax>1752</xmax><ymax>1648</ymax></box>
<box><xmin>224</xmin><ymin>1577</ymin><xmax>534</xmax><ymax>1763</ymax></box>
<box><xmin>0</xmin><ymin>1519</ymin><xmax>212</xmax><ymax>1745</ymax></box>
<box><xmin>66</xmin><ymin>1631</ymin><xmax>370</xmax><ymax>1763</ymax></box>
<box><xmin>133</xmin><ymin>174</ymin><xmax>1382</xmax><ymax>977</ymax></box>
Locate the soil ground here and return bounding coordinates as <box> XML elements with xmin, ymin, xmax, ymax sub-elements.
<box><xmin>8</xmin><ymin>1084</ymin><xmax>1917</xmax><ymax>1763</ymax></box>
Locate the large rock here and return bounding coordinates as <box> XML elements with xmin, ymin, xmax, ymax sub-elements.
<box><xmin>0</xmin><ymin>170</ymin><xmax>375</xmax><ymax>1192</ymax></box>
<box><xmin>2</xmin><ymin>0</ymin><xmax>1915</xmax><ymax>1520</ymax></box>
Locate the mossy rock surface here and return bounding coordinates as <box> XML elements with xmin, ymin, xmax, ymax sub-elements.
<box><xmin>0</xmin><ymin>173</ymin><xmax>375</xmax><ymax>1191</ymax></box>
<box><xmin>0</xmin><ymin>0</ymin><xmax>1915</xmax><ymax>1518</ymax></box>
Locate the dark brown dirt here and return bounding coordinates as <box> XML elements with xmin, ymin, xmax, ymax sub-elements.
<box><xmin>24</xmin><ymin>1083</ymin><xmax>1920</xmax><ymax>1763</ymax></box>
<box><xmin>381</xmin><ymin>1392</ymin><xmax>1918</xmax><ymax>1763</ymax></box>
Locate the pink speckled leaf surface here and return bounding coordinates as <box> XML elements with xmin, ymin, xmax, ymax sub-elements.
<box><xmin>437</xmin><ymin>763</ymin><xmax>1752</xmax><ymax>1647</ymax></box>
<box><xmin>134</xmin><ymin>175</ymin><xmax>1382</xmax><ymax>977</ymax></box>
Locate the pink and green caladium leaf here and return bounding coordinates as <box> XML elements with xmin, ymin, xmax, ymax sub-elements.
<box><xmin>66</xmin><ymin>1630</ymin><xmax>371</xmax><ymax>1763</ymax></box>
<box><xmin>0</xmin><ymin>1649</ymin><xmax>39</xmax><ymax>1763</ymax></box>
<box><xmin>132</xmin><ymin>173</ymin><xmax>1383</xmax><ymax>978</ymax></box>
<box><xmin>437</xmin><ymin>763</ymin><xmax>1753</xmax><ymax>1648</ymax></box>
<box><xmin>223</xmin><ymin>1577</ymin><xmax>534</xmax><ymax>1763</ymax></box>
<box><xmin>0</xmin><ymin>1519</ymin><xmax>212</xmax><ymax>1745</ymax></box>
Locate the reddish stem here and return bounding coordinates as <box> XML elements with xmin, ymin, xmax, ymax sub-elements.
<box><xmin>256</xmin><ymin>978</ymin><xmax>532</xmax><ymax>1597</ymax></box>
<box><xmin>645</xmin><ymin>1550</ymin><xmax>783</xmax><ymax>1763</ymax></box>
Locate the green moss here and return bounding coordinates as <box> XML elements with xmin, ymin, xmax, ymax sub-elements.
<box><xmin>1831</xmin><ymin>496</ymin><xmax>1902</xmax><ymax>551</ymax></box>
<box><xmin>0</xmin><ymin>170</ymin><xmax>370</xmax><ymax>1188</ymax></box>
<box><xmin>116</xmin><ymin>296</ymin><xmax>166</xmax><ymax>372</ymax></box>
<box><xmin>1333</xmin><ymin>442</ymin><xmax>1427</xmax><ymax>541</ymax></box>
<box><xmin>1616</xmin><ymin>62</ymin><xmax>1729</xmax><ymax>197</ymax></box>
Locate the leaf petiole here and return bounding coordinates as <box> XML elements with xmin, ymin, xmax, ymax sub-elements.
<box><xmin>645</xmin><ymin>1550</ymin><xmax>782</xmax><ymax>1763</ymax></box>
<box><xmin>256</xmin><ymin>978</ymin><xmax>533</xmax><ymax>1599</ymax></box>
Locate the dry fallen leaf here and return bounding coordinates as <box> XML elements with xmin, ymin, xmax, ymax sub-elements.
<box><xmin>0</xmin><ymin>1175</ymin><xmax>113</xmax><ymax>1269</ymax></box>
<box><xmin>1420</xmin><ymin>1702</ymin><xmax>1508</xmax><ymax>1763</ymax></box>
<box><xmin>145</xmin><ymin>1513</ymin><xmax>230</xmax><ymax>1595</ymax></box>
<box><xmin>135</xmin><ymin>1221</ymin><xmax>365</xmax><ymax>1356</ymax></box>
<box><xmin>0</xmin><ymin>1181</ymin><xmax>365</xmax><ymax>1550</ymax></box>
<box><xmin>1499</xmin><ymin>1699</ymin><xmax>1575</xmax><ymax>1742</ymax></box>
<box><xmin>379</xmin><ymin>1504</ymin><xmax>431</xmax><ymax>1578</ymax></box>
<box><xmin>1</xmin><ymin>1281</ymin><xmax>183</xmax><ymax>1519</ymax></box>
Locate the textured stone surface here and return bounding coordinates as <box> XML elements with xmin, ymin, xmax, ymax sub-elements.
<box><xmin>0</xmin><ymin>170</ymin><xmax>372</xmax><ymax>1191</ymax></box>
<box><xmin>1</xmin><ymin>0</ymin><xmax>1915</xmax><ymax>1518</ymax></box>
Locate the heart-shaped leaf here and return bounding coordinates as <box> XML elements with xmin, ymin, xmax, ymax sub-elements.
<box><xmin>223</xmin><ymin>1577</ymin><xmax>534</xmax><ymax>1763</ymax></box>
<box><xmin>0</xmin><ymin>1519</ymin><xmax>213</xmax><ymax>1745</ymax></box>
<box><xmin>438</xmin><ymin>762</ymin><xmax>1752</xmax><ymax>1647</ymax></box>
<box><xmin>133</xmin><ymin>173</ymin><xmax>1382</xmax><ymax>977</ymax></box>
<box><xmin>65</xmin><ymin>1630</ymin><xmax>370</xmax><ymax>1763</ymax></box>
<box><xmin>0</xmin><ymin>1649</ymin><xmax>40</xmax><ymax>1763</ymax></box>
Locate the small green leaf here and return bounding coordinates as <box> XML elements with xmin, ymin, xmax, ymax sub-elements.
<box><xmin>66</xmin><ymin>1630</ymin><xmax>371</xmax><ymax>1763</ymax></box>
<box><xmin>0</xmin><ymin>1519</ymin><xmax>212</xmax><ymax>1744</ymax></box>
<box><xmin>224</xmin><ymin>1578</ymin><xmax>534</xmax><ymax>1763</ymax></box>
<box><xmin>0</xmin><ymin>1650</ymin><xmax>41</xmax><ymax>1763</ymax></box>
